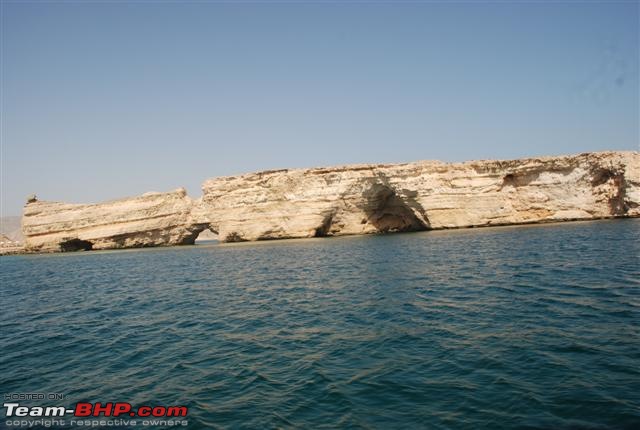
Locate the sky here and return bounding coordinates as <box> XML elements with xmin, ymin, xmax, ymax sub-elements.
<box><xmin>1</xmin><ymin>1</ymin><xmax>638</xmax><ymax>216</ymax></box>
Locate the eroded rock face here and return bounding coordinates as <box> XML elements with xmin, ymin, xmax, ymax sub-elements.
<box><xmin>198</xmin><ymin>151</ymin><xmax>639</xmax><ymax>242</ymax></box>
<box><xmin>22</xmin><ymin>151</ymin><xmax>640</xmax><ymax>251</ymax></box>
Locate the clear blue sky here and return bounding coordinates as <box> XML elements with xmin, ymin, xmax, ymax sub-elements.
<box><xmin>2</xmin><ymin>1</ymin><xmax>638</xmax><ymax>216</ymax></box>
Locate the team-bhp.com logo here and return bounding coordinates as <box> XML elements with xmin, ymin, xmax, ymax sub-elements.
<box><xmin>5</xmin><ymin>402</ymin><xmax>188</xmax><ymax>417</ymax></box>
<box><xmin>4</xmin><ymin>402</ymin><xmax>188</xmax><ymax>427</ymax></box>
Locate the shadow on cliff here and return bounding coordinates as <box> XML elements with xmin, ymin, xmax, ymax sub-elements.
<box><xmin>363</xmin><ymin>183</ymin><xmax>430</xmax><ymax>233</ymax></box>
<box><xmin>315</xmin><ymin>181</ymin><xmax>431</xmax><ymax>237</ymax></box>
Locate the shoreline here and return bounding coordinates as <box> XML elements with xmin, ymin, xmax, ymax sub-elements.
<box><xmin>5</xmin><ymin>215</ymin><xmax>637</xmax><ymax>257</ymax></box>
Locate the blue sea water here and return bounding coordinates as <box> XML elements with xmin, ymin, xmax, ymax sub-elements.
<box><xmin>1</xmin><ymin>219</ymin><xmax>639</xmax><ymax>430</ymax></box>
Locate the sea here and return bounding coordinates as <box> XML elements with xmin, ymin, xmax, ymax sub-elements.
<box><xmin>1</xmin><ymin>219</ymin><xmax>639</xmax><ymax>429</ymax></box>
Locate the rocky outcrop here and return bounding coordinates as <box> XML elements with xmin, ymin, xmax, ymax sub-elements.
<box><xmin>22</xmin><ymin>151</ymin><xmax>640</xmax><ymax>252</ymax></box>
<box><xmin>22</xmin><ymin>188</ymin><xmax>200</xmax><ymax>252</ymax></box>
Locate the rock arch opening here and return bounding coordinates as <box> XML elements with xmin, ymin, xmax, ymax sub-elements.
<box><xmin>179</xmin><ymin>224</ymin><xmax>219</xmax><ymax>245</ymax></box>
<box><xmin>195</xmin><ymin>228</ymin><xmax>218</xmax><ymax>243</ymax></box>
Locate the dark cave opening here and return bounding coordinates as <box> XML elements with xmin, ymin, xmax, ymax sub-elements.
<box><xmin>59</xmin><ymin>238</ymin><xmax>93</xmax><ymax>252</ymax></box>
<box><xmin>502</xmin><ymin>173</ymin><xmax>516</xmax><ymax>188</ymax></box>
<box><xmin>314</xmin><ymin>212</ymin><xmax>335</xmax><ymax>237</ymax></box>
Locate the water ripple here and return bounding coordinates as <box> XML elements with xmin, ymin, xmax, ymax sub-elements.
<box><xmin>1</xmin><ymin>219</ymin><xmax>639</xmax><ymax>429</ymax></box>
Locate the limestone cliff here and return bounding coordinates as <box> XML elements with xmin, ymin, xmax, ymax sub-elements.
<box><xmin>197</xmin><ymin>151</ymin><xmax>639</xmax><ymax>242</ymax></box>
<box><xmin>22</xmin><ymin>151</ymin><xmax>640</xmax><ymax>252</ymax></box>
<box><xmin>23</xmin><ymin>188</ymin><xmax>200</xmax><ymax>252</ymax></box>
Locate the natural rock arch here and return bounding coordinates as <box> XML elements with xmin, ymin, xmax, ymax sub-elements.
<box><xmin>181</xmin><ymin>224</ymin><xmax>219</xmax><ymax>245</ymax></box>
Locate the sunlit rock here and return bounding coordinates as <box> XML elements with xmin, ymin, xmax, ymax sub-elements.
<box><xmin>22</xmin><ymin>151</ymin><xmax>640</xmax><ymax>252</ymax></box>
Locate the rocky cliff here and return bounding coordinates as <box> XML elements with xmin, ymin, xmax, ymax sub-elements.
<box><xmin>22</xmin><ymin>188</ymin><xmax>201</xmax><ymax>252</ymax></box>
<box><xmin>22</xmin><ymin>151</ymin><xmax>640</xmax><ymax>252</ymax></box>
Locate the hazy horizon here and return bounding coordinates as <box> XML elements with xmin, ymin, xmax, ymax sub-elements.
<box><xmin>2</xmin><ymin>1</ymin><xmax>639</xmax><ymax>216</ymax></box>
